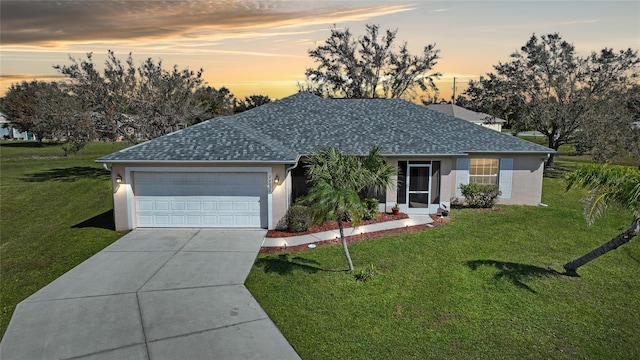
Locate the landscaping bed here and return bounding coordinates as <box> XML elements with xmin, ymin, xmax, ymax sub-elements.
<box><xmin>266</xmin><ymin>212</ymin><xmax>409</xmax><ymax>238</ymax></box>
<box><xmin>260</xmin><ymin>214</ymin><xmax>451</xmax><ymax>254</ymax></box>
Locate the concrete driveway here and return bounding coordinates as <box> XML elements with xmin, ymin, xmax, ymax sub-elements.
<box><xmin>0</xmin><ymin>229</ymin><xmax>301</xmax><ymax>360</ymax></box>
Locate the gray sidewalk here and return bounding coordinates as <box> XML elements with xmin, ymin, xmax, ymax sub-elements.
<box><xmin>0</xmin><ymin>229</ymin><xmax>301</xmax><ymax>360</ymax></box>
<box><xmin>262</xmin><ymin>215</ymin><xmax>434</xmax><ymax>247</ymax></box>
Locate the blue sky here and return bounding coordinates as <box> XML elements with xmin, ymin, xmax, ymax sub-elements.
<box><xmin>1</xmin><ymin>1</ymin><xmax>638</xmax><ymax>100</ymax></box>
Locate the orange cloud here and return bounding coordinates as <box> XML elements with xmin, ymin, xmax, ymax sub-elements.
<box><xmin>1</xmin><ymin>1</ymin><xmax>413</xmax><ymax>48</ymax></box>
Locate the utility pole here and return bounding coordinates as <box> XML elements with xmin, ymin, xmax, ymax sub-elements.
<box><xmin>452</xmin><ymin>77</ymin><xmax>456</xmax><ymax>104</ymax></box>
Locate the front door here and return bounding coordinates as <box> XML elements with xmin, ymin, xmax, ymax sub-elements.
<box><xmin>407</xmin><ymin>164</ymin><xmax>431</xmax><ymax>214</ymax></box>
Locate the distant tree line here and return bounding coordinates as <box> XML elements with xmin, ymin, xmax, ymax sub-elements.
<box><xmin>303</xmin><ymin>26</ymin><xmax>639</xmax><ymax>165</ymax></box>
<box><xmin>1</xmin><ymin>51</ymin><xmax>271</xmax><ymax>153</ymax></box>
<box><xmin>3</xmin><ymin>26</ymin><xmax>637</xmax><ymax>165</ymax></box>
<box><xmin>456</xmin><ymin>33</ymin><xmax>640</xmax><ymax>166</ymax></box>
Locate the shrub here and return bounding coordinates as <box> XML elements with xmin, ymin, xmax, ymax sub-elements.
<box><xmin>363</xmin><ymin>198</ymin><xmax>380</xmax><ymax>220</ymax></box>
<box><xmin>61</xmin><ymin>141</ymin><xmax>87</xmax><ymax>156</ymax></box>
<box><xmin>459</xmin><ymin>183</ymin><xmax>501</xmax><ymax>208</ymax></box>
<box><xmin>286</xmin><ymin>205</ymin><xmax>311</xmax><ymax>232</ymax></box>
<box><xmin>293</xmin><ymin>196</ymin><xmax>311</xmax><ymax>207</ymax></box>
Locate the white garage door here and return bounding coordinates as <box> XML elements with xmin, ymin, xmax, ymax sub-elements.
<box><xmin>133</xmin><ymin>172</ymin><xmax>267</xmax><ymax>228</ymax></box>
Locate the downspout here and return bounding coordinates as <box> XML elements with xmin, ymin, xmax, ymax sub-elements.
<box><xmin>102</xmin><ymin>163</ymin><xmax>117</xmax><ymax>230</ymax></box>
<box><xmin>284</xmin><ymin>155</ymin><xmax>303</xmax><ymax>206</ymax></box>
<box><xmin>102</xmin><ymin>163</ymin><xmax>115</xmax><ymax>193</ymax></box>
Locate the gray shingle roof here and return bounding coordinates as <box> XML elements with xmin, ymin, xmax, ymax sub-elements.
<box><xmin>427</xmin><ymin>103</ymin><xmax>507</xmax><ymax>124</ymax></box>
<box><xmin>98</xmin><ymin>92</ymin><xmax>552</xmax><ymax>163</ymax></box>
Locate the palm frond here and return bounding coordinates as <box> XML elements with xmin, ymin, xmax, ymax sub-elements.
<box><xmin>583</xmin><ymin>191</ymin><xmax>609</xmax><ymax>226</ymax></box>
<box><xmin>566</xmin><ymin>163</ymin><xmax>640</xmax><ymax>223</ymax></box>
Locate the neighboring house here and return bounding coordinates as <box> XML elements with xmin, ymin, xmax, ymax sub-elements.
<box><xmin>97</xmin><ymin>93</ymin><xmax>553</xmax><ymax>231</ymax></box>
<box><xmin>426</xmin><ymin>103</ymin><xmax>506</xmax><ymax>132</ymax></box>
<box><xmin>0</xmin><ymin>113</ymin><xmax>37</xmax><ymax>140</ymax></box>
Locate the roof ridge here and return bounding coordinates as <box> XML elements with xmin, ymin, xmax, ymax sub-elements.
<box><xmin>97</xmin><ymin>92</ymin><xmax>553</xmax><ymax>163</ymax></box>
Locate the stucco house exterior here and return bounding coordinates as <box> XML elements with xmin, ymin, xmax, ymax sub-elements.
<box><xmin>97</xmin><ymin>92</ymin><xmax>553</xmax><ymax>231</ymax></box>
<box><xmin>426</xmin><ymin>103</ymin><xmax>507</xmax><ymax>132</ymax></box>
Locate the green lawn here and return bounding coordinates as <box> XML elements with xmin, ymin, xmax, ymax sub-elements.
<box><xmin>0</xmin><ymin>141</ymin><xmax>128</xmax><ymax>337</ymax></box>
<box><xmin>246</xmin><ymin>165</ymin><xmax>640</xmax><ymax>359</ymax></box>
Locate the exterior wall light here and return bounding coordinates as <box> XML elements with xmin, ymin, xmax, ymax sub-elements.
<box><xmin>274</xmin><ymin>174</ymin><xmax>280</xmax><ymax>184</ymax></box>
<box><xmin>116</xmin><ymin>174</ymin><xmax>123</xmax><ymax>183</ymax></box>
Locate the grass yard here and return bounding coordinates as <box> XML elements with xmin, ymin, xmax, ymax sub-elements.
<box><xmin>2</xmin><ymin>138</ymin><xmax>639</xmax><ymax>358</ymax></box>
<box><xmin>0</xmin><ymin>141</ymin><xmax>128</xmax><ymax>337</ymax></box>
<box><xmin>246</xmin><ymin>162</ymin><xmax>640</xmax><ymax>359</ymax></box>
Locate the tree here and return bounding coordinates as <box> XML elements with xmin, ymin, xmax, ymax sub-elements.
<box><xmin>234</xmin><ymin>94</ymin><xmax>272</xmax><ymax>113</ymax></box>
<box><xmin>1</xmin><ymin>80</ymin><xmax>96</xmax><ymax>153</ymax></box>
<box><xmin>2</xmin><ymin>81</ymin><xmax>67</xmax><ymax>143</ymax></box>
<box><xmin>303</xmin><ymin>24</ymin><xmax>441</xmax><ymax>100</ymax></box>
<box><xmin>193</xmin><ymin>86</ymin><xmax>236</xmax><ymax>122</ymax></box>
<box><xmin>134</xmin><ymin>57</ymin><xmax>205</xmax><ymax>139</ymax></box>
<box><xmin>455</xmin><ymin>74</ymin><xmax>526</xmax><ymax>131</ymax></box>
<box><xmin>304</xmin><ymin>146</ymin><xmax>395</xmax><ymax>271</ymax></box>
<box><xmin>461</xmin><ymin>33</ymin><xmax>639</xmax><ymax>167</ymax></box>
<box><xmin>54</xmin><ymin>51</ymin><xmax>131</xmax><ymax>141</ymax></box>
<box><xmin>574</xmin><ymin>84</ymin><xmax>640</xmax><ymax>162</ymax></box>
<box><xmin>563</xmin><ymin>164</ymin><xmax>640</xmax><ymax>273</ymax></box>
<box><xmin>54</xmin><ymin>51</ymin><xmax>205</xmax><ymax>141</ymax></box>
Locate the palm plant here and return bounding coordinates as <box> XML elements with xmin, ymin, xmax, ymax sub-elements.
<box><xmin>563</xmin><ymin>164</ymin><xmax>640</xmax><ymax>273</ymax></box>
<box><xmin>361</xmin><ymin>146</ymin><xmax>396</xmax><ymax>197</ymax></box>
<box><xmin>305</xmin><ymin>146</ymin><xmax>396</xmax><ymax>271</ymax></box>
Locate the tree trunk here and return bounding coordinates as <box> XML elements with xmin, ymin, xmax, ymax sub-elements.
<box><xmin>563</xmin><ymin>217</ymin><xmax>640</xmax><ymax>273</ymax></box>
<box><xmin>337</xmin><ymin>218</ymin><xmax>354</xmax><ymax>271</ymax></box>
<box><xmin>545</xmin><ymin>136</ymin><xmax>559</xmax><ymax>169</ymax></box>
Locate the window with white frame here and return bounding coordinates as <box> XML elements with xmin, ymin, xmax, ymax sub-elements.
<box><xmin>469</xmin><ymin>158</ymin><xmax>499</xmax><ymax>185</ymax></box>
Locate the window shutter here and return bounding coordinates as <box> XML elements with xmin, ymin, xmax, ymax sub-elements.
<box><xmin>455</xmin><ymin>158</ymin><xmax>469</xmax><ymax>198</ymax></box>
<box><xmin>499</xmin><ymin>158</ymin><xmax>513</xmax><ymax>198</ymax></box>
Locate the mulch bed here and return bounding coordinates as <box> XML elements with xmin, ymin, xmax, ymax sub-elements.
<box><xmin>265</xmin><ymin>212</ymin><xmax>409</xmax><ymax>238</ymax></box>
<box><xmin>260</xmin><ymin>213</ymin><xmax>451</xmax><ymax>254</ymax></box>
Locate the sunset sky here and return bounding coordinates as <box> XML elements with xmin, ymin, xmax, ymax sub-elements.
<box><xmin>1</xmin><ymin>1</ymin><xmax>638</xmax><ymax>102</ymax></box>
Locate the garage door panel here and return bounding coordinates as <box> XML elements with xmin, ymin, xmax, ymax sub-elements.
<box><xmin>171</xmin><ymin>215</ymin><xmax>186</xmax><ymax>225</ymax></box>
<box><xmin>203</xmin><ymin>201</ymin><xmax>217</xmax><ymax>210</ymax></box>
<box><xmin>185</xmin><ymin>216</ymin><xmax>199</xmax><ymax>225</ymax></box>
<box><xmin>138</xmin><ymin>200</ymin><xmax>154</xmax><ymax>211</ymax></box>
<box><xmin>171</xmin><ymin>201</ymin><xmax>186</xmax><ymax>211</ymax></box>
<box><xmin>235</xmin><ymin>202</ymin><xmax>249</xmax><ymax>211</ymax></box>
<box><xmin>203</xmin><ymin>215</ymin><xmax>218</xmax><ymax>226</ymax></box>
<box><xmin>235</xmin><ymin>215</ymin><xmax>250</xmax><ymax>226</ymax></box>
<box><xmin>155</xmin><ymin>201</ymin><xmax>170</xmax><ymax>211</ymax></box>
<box><xmin>187</xmin><ymin>202</ymin><xmax>201</xmax><ymax>210</ymax></box>
<box><xmin>219</xmin><ymin>215</ymin><xmax>235</xmax><ymax>226</ymax></box>
<box><xmin>138</xmin><ymin>215</ymin><xmax>154</xmax><ymax>224</ymax></box>
<box><xmin>218</xmin><ymin>201</ymin><xmax>233</xmax><ymax>211</ymax></box>
<box><xmin>155</xmin><ymin>215</ymin><xmax>170</xmax><ymax>225</ymax></box>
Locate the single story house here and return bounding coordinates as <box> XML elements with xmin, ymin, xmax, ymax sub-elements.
<box><xmin>97</xmin><ymin>92</ymin><xmax>553</xmax><ymax>231</ymax></box>
<box><xmin>0</xmin><ymin>113</ymin><xmax>37</xmax><ymax>140</ymax></box>
<box><xmin>426</xmin><ymin>103</ymin><xmax>507</xmax><ymax>132</ymax></box>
